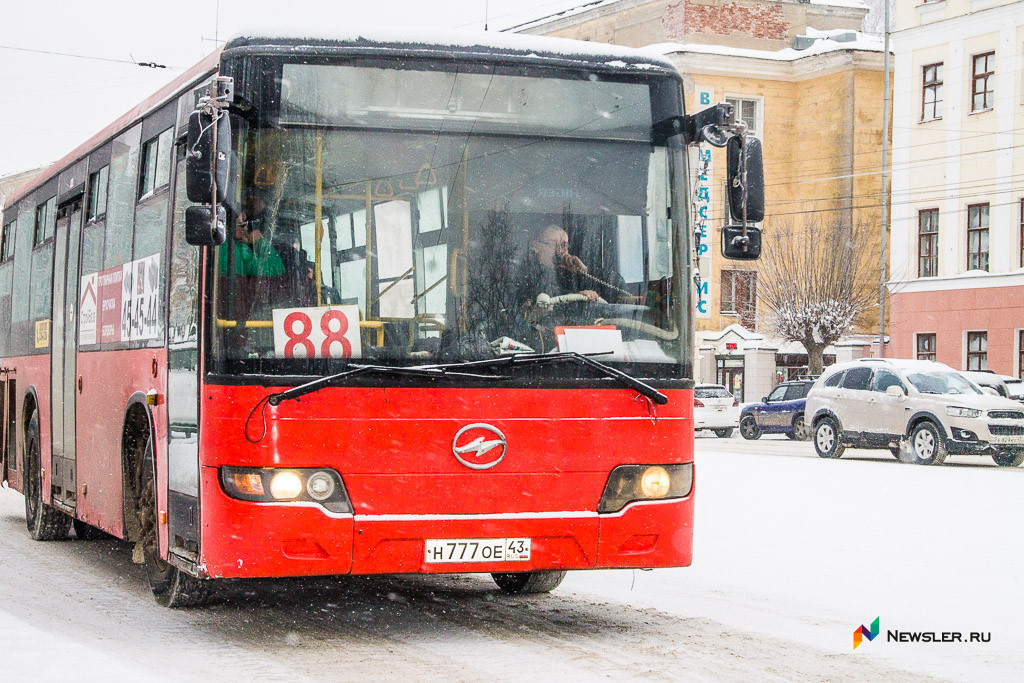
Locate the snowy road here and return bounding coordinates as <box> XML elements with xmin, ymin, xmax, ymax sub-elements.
<box><xmin>2</xmin><ymin>437</ymin><xmax>1020</xmax><ymax>682</ymax></box>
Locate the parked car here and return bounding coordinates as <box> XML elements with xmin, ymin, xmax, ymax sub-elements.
<box><xmin>739</xmin><ymin>379</ymin><xmax>815</xmax><ymax>441</ymax></box>
<box><xmin>961</xmin><ymin>370</ymin><xmax>1024</xmax><ymax>402</ymax></box>
<box><xmin>960</xmin><ymin>370</ymin><xmax>1009</xmax><ymax>397</ymax></box>
<box><xmin>694</xmin><ymin>384</ymin><xmax>740</xmax><ymax>437</ymax></box>
<box><xmin>805</xmin><ymin>358</ymin><xmax>1024</xmax><ymax>466</ymax></box>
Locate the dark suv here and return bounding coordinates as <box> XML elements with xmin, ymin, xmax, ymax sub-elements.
<box><xmin>739</xmin><ymin>379</ymin><xmax>815</xmax><ymax>440</ymax></box>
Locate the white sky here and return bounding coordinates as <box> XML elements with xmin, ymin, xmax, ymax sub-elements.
<box><xmin>0</xmin><ymin>0</ymin><xmax>591</xmax><ymax>180</ymax></box>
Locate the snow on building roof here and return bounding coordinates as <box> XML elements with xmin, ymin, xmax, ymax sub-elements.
<box><xmin>648</xmin><ymin>29</ymin><xmax>883</xmax><ymax>62</ymax></box>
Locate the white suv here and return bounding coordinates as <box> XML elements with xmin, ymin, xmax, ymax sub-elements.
<box><xmin>805</xmin><ymin>359</ymin><xmax>1024</xmax><ymax>466</ymax></box>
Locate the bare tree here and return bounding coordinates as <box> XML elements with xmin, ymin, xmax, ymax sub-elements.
<box><xmin>757</xmin><ymin>217</ymin><xmax>879</xmax><ymax>375</ymax></box>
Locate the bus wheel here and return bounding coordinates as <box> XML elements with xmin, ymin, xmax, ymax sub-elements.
<box><xmin>130</xmin><ymin>421</ymin><xmax>214</xmax><ymax>608</ymax></box>
<box><xmin>24</xmin><ymin>411</ymin><xmax>71</xmax><ymax>541</ymax></box>
<box><xmin>491</xmin><ymin>571</ymin><xmax>566</xmax><ymax>594</ymax></box>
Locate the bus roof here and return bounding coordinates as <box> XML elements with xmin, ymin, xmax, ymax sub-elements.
<box><xmin>222</xmin><ymin>26</ymin><xmax>677</xmax><ymax>73</ymax></box>
<box><xmin>8</xmin><ymin>29</ymin><xmax>677</xmax><ymax>210</ymax></box>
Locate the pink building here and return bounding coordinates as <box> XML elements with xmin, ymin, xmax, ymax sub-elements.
<box><xmin>890</xmin><ymin>274</ymin><xmax>1024</xmax><ymax>376</ymax></box>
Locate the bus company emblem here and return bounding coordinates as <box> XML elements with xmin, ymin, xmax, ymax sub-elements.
<box><xmin>452</xmin><ymin>424</ymin><xmax>507</xmax><ymax>470</ymax></box>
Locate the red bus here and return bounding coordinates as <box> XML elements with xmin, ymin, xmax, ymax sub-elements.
<box><xmin>0</xmin><ymin>29</ymin><xmax>761</xmax><ymax>606</ymax></box>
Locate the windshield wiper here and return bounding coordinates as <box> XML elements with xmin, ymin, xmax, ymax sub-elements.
<box><xmin>266</xmin><ymin>364</ymin><xmax>505</xmax><ymax>406</ymax></box>
<box><xmin>417</xmin><ymin>352</ymin><xmax>669</xmax><ymax>405</ymax></box>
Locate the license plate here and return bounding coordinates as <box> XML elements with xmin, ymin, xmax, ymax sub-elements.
<box><xmin>715</xmin><ymin>406</ymin><xmax>725</xmax><ymax>411</ymax></box>
<box><xmin>990</xmin><ymin>435</ymin><xmax>1024</xmax><ymax>444</ymax></box>
<box><xmin>424</xmin><ymin>538</ymin><xmax>530</xmax><ymax>564</ymax></box>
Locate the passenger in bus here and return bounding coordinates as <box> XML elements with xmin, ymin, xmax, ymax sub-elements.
<box><xmin>218</xmin><ymin>197</ymin><xmax>285</xmax><ymax>277</ymax></box>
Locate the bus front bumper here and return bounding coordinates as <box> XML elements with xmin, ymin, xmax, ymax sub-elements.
<box><xmin>199</xmin><ymin>469</ymin><xmax>693</xmax><ymax>579</ymax></box>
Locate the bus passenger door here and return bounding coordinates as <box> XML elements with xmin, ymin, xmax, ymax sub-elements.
<box><xmin>50</xmin><ymin>198</ymin><xmax>83</xmax><ymax>511</ymax></box>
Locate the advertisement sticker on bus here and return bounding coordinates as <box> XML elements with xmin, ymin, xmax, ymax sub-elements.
<box><xmin>79</xmin><ymin>272</ymin><xmax>98</xmax><ymax>346</ymax></box>
<box><xmin>98</xmin><ymin>266</ymin><xmax>123</xmax><ymax>344</ymax></box>
<box><xmin>122</xmin><ymin>254</ymin><xmax>161</xmax><ymax>341</ymax></box>
<box><xmin>272</xmin><ymin>305</ymin><xmax>362</xmax><ymax>359</ymax></box>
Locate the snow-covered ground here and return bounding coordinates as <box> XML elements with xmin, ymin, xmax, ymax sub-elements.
<box><xmin>1</xmin><ymin>437</ymin><xmax>1018</xmax><ymax>681</ymax></box>
<box><xmin>675</xmin><ymin>436</ymin><xmax>1024</xmax><ymax>681</ymax></box>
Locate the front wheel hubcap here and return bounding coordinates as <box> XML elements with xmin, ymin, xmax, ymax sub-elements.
<box><xmin>914</xmin><ymin>430</ymin><xmax>935</xmax><ymax>459</ymax></box>
<box><xmin>817</xmin><ymin>425</ymin><xmax>834</xmax><ymax>452</ymax></box>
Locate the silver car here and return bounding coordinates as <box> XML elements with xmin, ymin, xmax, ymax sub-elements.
<box><xmin>805</xmin><ymin>359</ymin><xmax>1024</xmax><ymax>466</ymax></box>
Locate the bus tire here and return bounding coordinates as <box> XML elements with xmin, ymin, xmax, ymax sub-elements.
<box><xmin>491</xmin><ymin>571</ymin><xmax>567</xmax><ymax>594</ymax></box>
<box><xmin>24</xmin><ymin>411</ymin><xmax>71</xmax><ymax>541</ymax></box>
<box><xmin>128</xmin><ymin>412</ymin><xmax>215</xmax><ymax>608</ymax></box>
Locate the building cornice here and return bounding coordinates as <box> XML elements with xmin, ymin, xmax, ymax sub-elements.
<box><xmin>667</xmin><ymin>46</ymin><xmax>886</xmax><ymax>81</ymax></box>
<box><xmin>890</xmin><ymin>270</ymin><xmax>1024</xmax><ymax>293</ymax></box>
<box><xmin>894</xmin><ymin>0</ymin><xmax>1024</xmax><ymax>46</ymax></box>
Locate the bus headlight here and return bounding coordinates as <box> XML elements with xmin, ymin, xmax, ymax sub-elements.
<box><xmin>221</xmin><ymin>466</ymin><xmax>352</xmax><ymax>513</ymax></box>
<box><xmin>640</xmin><ymin>466</ymin><xmax>671</xmax><ymax>498</ymax></box>
<box><xmin>598</xmin><ymin>463</ymin><xmax>693</xmax><ymax>513</ymax></box>
<box><xmin>269</xmin><ymin>471</ymin><xmax>303</xmax><ymax>500</ymax></box>
<box><xmin>306</xmin><ymin>471</ymin><xmax>336</xmax><ymax>501</ymax></box>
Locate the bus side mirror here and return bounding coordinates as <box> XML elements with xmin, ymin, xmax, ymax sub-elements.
<box><xmin>727</xmin><ymin>136</ymin><xmax>764</xmax><ymax>223</ymax></box>
<box><xmin>186</xmin><ymin>108</ymin><xmax>232</xmax><ymax>204</ymax></box>
<box><xmin>721</xmin><ymin>225</ymin><xmax>761</xmax><ymax>260</ymax></box>
<box><xmin>185</xmin><ymin>205</ymin><xmax>226</xmax><ymax>246</ymax></box>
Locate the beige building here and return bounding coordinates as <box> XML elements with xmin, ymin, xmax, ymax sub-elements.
<box><xmin>516</xmin><ymin>0</ymin><xmax>890</xmax><ymax>398</ymax></box>
<box><xmin>888</xmin><ymin>0</ymin><xmax>1024</xmax><ymax>374</ymax></box>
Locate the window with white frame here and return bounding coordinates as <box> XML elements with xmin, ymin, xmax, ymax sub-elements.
<box><xmin>725</xmin><ymin>97</ymin><xmax>759</xmax><ymax>136</ymax></box>
<box><xmin>921</xmin><ymin>63</ymin><xmax>943</xmax><ymax>121</ymax></box>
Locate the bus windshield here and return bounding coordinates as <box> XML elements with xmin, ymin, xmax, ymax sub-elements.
<box><xmin>212</xmin><ymin>59</ymin><xmax>688</xmax><ymax>377</ymax></box>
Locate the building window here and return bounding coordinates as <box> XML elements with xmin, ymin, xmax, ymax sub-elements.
<box><xmin>922</xmin><ymin>63</ymin><xmax>943</xmax><ymax>121</ymax></box>
<box><xmin>971</xmin><ymin>52</ymin><xmax>994</xmax><ymax>112</ymax></box>
<box><xmin>918</xmin><ymin>208</ymin><xmax>938</xmax><ymax>277</ymax></box>
<box><xmin>1019</xmin><ymin>198</ymin><xmax>1024</xmax><ymax>268</ymax></box>
<box><xmin>1019</xmin><ymin>330</ymin><xmax>1024</xmax><ymax>380</ymax></box>
<box><xmin>967</xmin><ymin>332</ymin><xmax>987</xmax><ymax>370</ymax></box>
<box><xmin>917</xmin><ymin>333</ymin><xmax>936</xmax><ymax>361</ymax></box>
<box><xmin>967</xmin><ymin>203</ymin><xmax>989</xmax><ymax>271</ymax></box>
<box><xmin>720</xmin><ymin>269</ymin><xmax>757</xmax><ymax>328</ymax></box>
<box><xmin>1</xmin><ymin>221</ymin><xmax>14</xmax><ymax>262</ymax></box>
<box><xmin>33</xmin><ymin>196</ymin><xmax>55</xmax><ymax>246</ymax></box>
<box><xmin>139</xmin><ymin>128</ymin><xmax>173</xmax><ymax>198</ymax></box>
<box><xmin>87</xmin><ymin>165</ymin><xmax>109</xmax><ymax>221</ymax></box>
<box><xmin>725</xmin><ymin>97</ymin><xmax>758</xmax><ymax>136</ymax></box>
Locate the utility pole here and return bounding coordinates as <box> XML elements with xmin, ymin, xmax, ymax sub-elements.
<box><xmin>879</xmin><ymin>0</ymin><xmax>890</xmax><ymax>356</ymax></box>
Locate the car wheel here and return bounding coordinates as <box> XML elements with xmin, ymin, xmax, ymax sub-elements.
<box><xmin>813</xmin><ymin>417</ymin><xmax>845</xmax><ymax>459</ymax></box>
<box><xmin>739</xmin><ymin>416</ymin><xmax>761</xmax><ymax>440</ymax></box>
<box><xmin>789</xmin><ymin>414</ymin><xmax>810</xmax><ymax>441</ymax></box>
<box><xmin>910</xmin><ymin>421</ymin><xmax>947</xmax><ymax>466</ymax></box>
<box><xmin>991</xmin><ymin>449</ymin><xmax>1024</xmax><ymax>467</ymax></box>
<box><xmin>714</xmin><ymin>428</ymin><xmax>734</xmax><ymax>438</ymax></box>
<box><xmin>889</xmin><ymin>444</ymin><xmax>903</xmax><ymax>460</ymax></box>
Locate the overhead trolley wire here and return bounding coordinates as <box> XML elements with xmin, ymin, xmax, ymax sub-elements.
<box><xmin>0</xmin><ymin>44</ymin><xmax>181</xmax><ymax>70</ymax></box>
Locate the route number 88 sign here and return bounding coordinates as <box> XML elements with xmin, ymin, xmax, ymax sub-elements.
<box><xmin>272</xmin><ymin>305</ymin><xmax>363</xmax><ymax>359</ymax></box>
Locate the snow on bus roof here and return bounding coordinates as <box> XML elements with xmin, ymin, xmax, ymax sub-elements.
<box><xmin>224</xmin><ymin>24</ymin><xmax>676</xmax><ymax>70</ymax></box>
<box><xmin>9</xmin><ymin>27</ymin><xmax>675</xmax><ymax>210</ymax></box>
